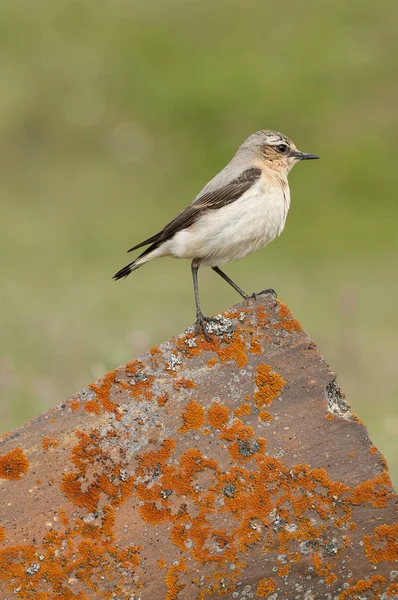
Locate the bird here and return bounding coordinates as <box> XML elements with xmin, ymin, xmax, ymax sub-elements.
<box><xmin>113</xmin><ymin>130</ymin><xmax>319</xmax><ymax>340</ymax></box>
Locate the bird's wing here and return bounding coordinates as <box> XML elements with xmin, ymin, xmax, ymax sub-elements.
<box><xmin>127</xmin><ymin>166</ymin><xmax>261</xmax><ymax>253</ymax></box>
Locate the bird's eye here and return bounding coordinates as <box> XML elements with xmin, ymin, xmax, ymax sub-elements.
<box><xmin>277</xmin><ymin>144</ymin><xmax>288</xmax><ymax>154</ymax></box>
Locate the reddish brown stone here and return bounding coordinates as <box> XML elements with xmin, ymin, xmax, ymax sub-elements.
<box><xmin>0</xmin><ymin>296</ymin><xmax>397</xmax><ymax>599</ymax></box>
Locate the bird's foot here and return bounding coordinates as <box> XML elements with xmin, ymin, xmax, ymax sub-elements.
<box><xmin>240</xmin><ymin>292</ymin><xmax>251</xmax><ymax>301</ymax></box>
<box><xmin>250</xmin><ymin>288</ymin><xmax>277</xmax><ymax>300</ymax></box>
<box><xmin>193</xmin><ymin>313</ymin><xmax>219</xmax><ymax>342</ymax></box>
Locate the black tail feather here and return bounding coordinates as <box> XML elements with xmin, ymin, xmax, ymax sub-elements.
<box><xmin>113</xmin><ymin>261</ymin><xmax>141</xmax><ymax>280</ymax></box>
<box><xmin>127</xmin><ymin>232</ymin><xmax>162</xmax><ymax>253</ymax></box>
<box><xmin>114</xmin><ymin>239</ymin><xmax>161</xmax><ymax>280</ymax></box>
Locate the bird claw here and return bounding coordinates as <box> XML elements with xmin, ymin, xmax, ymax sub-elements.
<box><xmin>250</xmin><ymin>288</ymin><xmax>277</xmax><ymax>300</ymax></box>
<box><xmin>193</xmin><ymin>313</ymin><xmax>215</xmax><ymax>342</ymax></box>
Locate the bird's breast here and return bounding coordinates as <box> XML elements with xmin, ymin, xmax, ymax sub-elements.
<box><xmin>229</xmin><ymin>178</ymin><xmax>290</xmax><ymax>242</ymax></box>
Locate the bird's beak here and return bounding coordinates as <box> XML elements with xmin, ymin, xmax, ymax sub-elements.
<box><xmin>291</xmin><ymin>150</ymin><xmax>320</xmax><ymax>160</ymax></box>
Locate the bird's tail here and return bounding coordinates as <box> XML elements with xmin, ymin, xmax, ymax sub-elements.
<box><xmin>113</xmin><ymin>242</ymin><xmax>165</xmax><ymax>280</ymax></box>
<box><xmin>113</xmin><ymin>259</ymin><xmax>143</xmax><ymax>280</ymax></box>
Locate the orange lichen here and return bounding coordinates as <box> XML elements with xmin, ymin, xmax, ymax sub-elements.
<box><xmin>220</xmin><ymin>419</ymin><xmax>255</xmax><ymax>443</ymax></box>
<box><xmin>58</xmin><ymin>509</ymin><xmax>69</xmax><ymax>528</ymax></box>
<box><xmin>249</xmin><ymin>336</ymin><xmax>263</xmax><ymax>355</ymax></box>
<box><xmin>313</xmin><ymin>552</ymin><xmax>338</xmax><ymax>581</ymax></box>
<box><xmin>387</xmin><ymin>583</ymin><xmax>398</xmax><ymax>596</ymax></box>
<box><xmin>254</xmin><ymin>363</ymin><xmax>285</xmax><ymax>408</ymax></box>
<box><xmin>349</xmin><ymin>472</ymin><xmax>392</xmax><ymax>508</ymax></box>
<box><xmin>0</xmin><ymin>447</ymin><xmax>29</xmax><ymax>480</ymax></box>
<box><xmin>258</xmin><ymin>409</ymin><xmax>273</xmax><ymax>422</ymax></box>
<box><xmin>273</xmin><ymin>301</ymin><xmax>302</xmax><ymax>333</ymax></box>
<box><xmin>352</xmin><ymin>414</ymin><xmax>365</xmax><ymax>425</ymax></box>
<box><xmin>60</xmin><ymin>429</ymin><xmax>135</xmax><ymax>516</ymax></box>
<box><xmin>175</xmin><ymin>333</ymin><xmax>201</xmax><ymax>359</ymax></box>
<box><xmin>234</xmin><ymin>402</ymin><xmax>251</xmax><ymax>417</ymax></box>
<box><xmin>89</xmin><ymin>370</ymin><xmax>118</xmax><ymax>413</ymax></box>
<box><xmin>220</xmin><ymin>420</ymin><xmax>266</xmax><ymax>462</ymax></box>
<box><xmin>179</xmin><ymin>400</ymin><xmax>205</xmax><ymax>433</ymax></box>
<box><xmin>170</xmin><ymin>522</ymin><xmax>189</xmax><ymax>551</ymax></box>
<box><xmin>157</xmin><ymin>393</ymin><xmax>169</xmax><ymax>406</ymax></box>
<box><xmin>84</xmin><ymin>399</ymin><xmax>101</xmax><ymax>415</ymax></box>
<box><xmin>124</xmin><ymin>360</ymin><xmax>156</xmax><ymax>401</ymax></box>
<box><xmin>206</xmin><ymin>358</ymin><xmax>218</xmax><ymax>368</ymax></box>
<box><xmin>0</xmin><ymin>529</ymin><xmax>140</xmax><ymax>598</ymax></box>
<box><xmin>256</xmin><ymin>577</ymin><xmax>275</xmax><ymax>597</ymax></box>
<box><xmin>180</xmin><ymin>329</ymin><xmax>249</xmax><ymax>368</ymax></box>
<box><xmin>137</xmin><ymin>438</ymin><xmax>175</xmax><ymax>471</ymax></box>
<box><xmin>0</xmin><ymin>526</ymin><xmax>5</xmax><ymax>543</ymax></box>
<box><xmin>277</xmin><ymin>301</ymin><xmax>291</xmax><ymax>318</ymax></box>
<box><xmin>150</xmin><ymin>346</ymin><xmax>162</xmax><ymax>356</ymax></box>
<box><xmin>339</xmin><ymin>575</ymin><xmax>386</xmax><ymax>599</ymax></box>
<box><xmin>173</xmin><ymin>378</ymin><xmax>196</xmax><ymax>390</ymax></box>
<box><xmin>369</xmin><ymin>445</ymin><xmax>378</xmax><ymax>454</ymax></box>
<box><xmin>148</xmin><ymin>346</ymin><xmax>164</xmax><ymax>370</ymax></box>
<box><xmin>256</xmin><ymin>305</ymin><xmax>269</xmax><ymax>328</ymax></box>
<box><xmin>165</xmin><ymin>559</ymin><xmax>187</xmax><ymax>600</ymax></box>
<box><xmin>275</xmin><ymin>318</ymin><xmax>302</xmax><ymax>333</ymax></box>
<box><xmin>60</xmin><ymin>473</ymin><xmax>101</xmax><ymax>512</ymax></box>
<box><xmin>68</xmin><ymin>398</ymin><xmax>80</xmax><ymax>411</ymax></box>
<box><xmin>9</xmin><ymin>415</ymin><xmax>391</xmax><ymax>600</ymax></box>
<box><xmin>139</xmin><ymin>502</ymin><xmax>173</xmax><ymax>525</ymax></box>
<box><xmin>41</xmin><ymin>436</ymin><xmax>59</xmax><ymax>450</ymax></box>
<box><xmin>1</xmin><ymin>428</ymin><xmax>140</xmax><ymax>599</ymax></box>
<box><xmin>326</xmin><ymin>413</ymin><xmax>335</xmax><ymax>421</ymax></box>
<box><xmin>158</xmin><ymin>558</ymin><xmax>167</xmax><ymax>569</ymax></box>
<box><xmin>363</xmin><ymin>523</ymin><xmax>398</xmax><ymax>564</ymax></box>
<box><xmin>207</xmin><ymin>402</ymin><xmax>230</xmax><ymax>429</ymax></box>
<box><xmin>326</xmin><ymin>572</ymin><xmax>338</xmax><ymax>585</ymax></box>
<box><xmin>277</xmin><ymin>564</ymin><xmax>290</xmax><ymax>577</ymax></box>
<box><xmin>215</xmin><ymin>332</ymin><xmax>248</xmax><ymax>368</ymax></box>
<box><xmin>177</xmin><ymin>449</ymin><xmax>218</xmax><ymax>489</ymax></box>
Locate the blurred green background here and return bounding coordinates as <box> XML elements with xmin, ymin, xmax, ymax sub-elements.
<box><xmin>0</xmin><ymin>0</ymin><xmax>397</xmax><ymax>486</ymax></box>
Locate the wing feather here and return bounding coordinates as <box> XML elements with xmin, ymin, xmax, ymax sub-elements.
<box><xmin>127</xmin><ymin>167</ymin><xmax>261</xmax><ymax>256</ymax></box>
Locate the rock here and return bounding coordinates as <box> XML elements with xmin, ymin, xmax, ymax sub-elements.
<box><xmin>0</xmin><ymin>295</ymin><xmax>397</xmax><ymax>599</ymax></box>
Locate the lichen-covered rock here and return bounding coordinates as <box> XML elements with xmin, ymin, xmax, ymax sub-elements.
<box><xmin>0</xmin><ymin>296</ymin><xmax>397</xmax><ymax>599</ymax></box>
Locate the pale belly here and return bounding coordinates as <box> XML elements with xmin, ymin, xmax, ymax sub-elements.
<box><xmin>169</xmin><ymin>184</ymin><xmax>289</xmax><ymax>266</ymax></box>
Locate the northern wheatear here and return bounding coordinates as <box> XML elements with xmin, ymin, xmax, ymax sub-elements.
<box><xmin>113</xmin><ymin>130</ymin><xmax>319</xmax><ymax>339</ymax></box>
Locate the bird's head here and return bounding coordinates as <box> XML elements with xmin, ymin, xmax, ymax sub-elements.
<box><xmin>240</xmin><ymin>130</ymin><xmax>319</xmax><ymax>176</ymax></box>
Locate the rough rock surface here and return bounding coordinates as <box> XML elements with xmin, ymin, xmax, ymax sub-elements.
<box><xmin>0</xmin><ymin>295</ymin><xmax>397</xmax><ymax>600</ymax></box>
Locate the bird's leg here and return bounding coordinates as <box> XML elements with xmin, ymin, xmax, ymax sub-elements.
<box><xmin>191</xmin><ymin>260</ymin><xmax>213</xmax><ymax>341</ymax></box>
<box><xmin>212</xmin><ymin>266</ymin><xmax>277</xmax><ymax>300</ymax></box>
<box><xmin>211</xmin><ymin>266</ymin><xmax>250</xmax><ymax>300</ymax></box>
